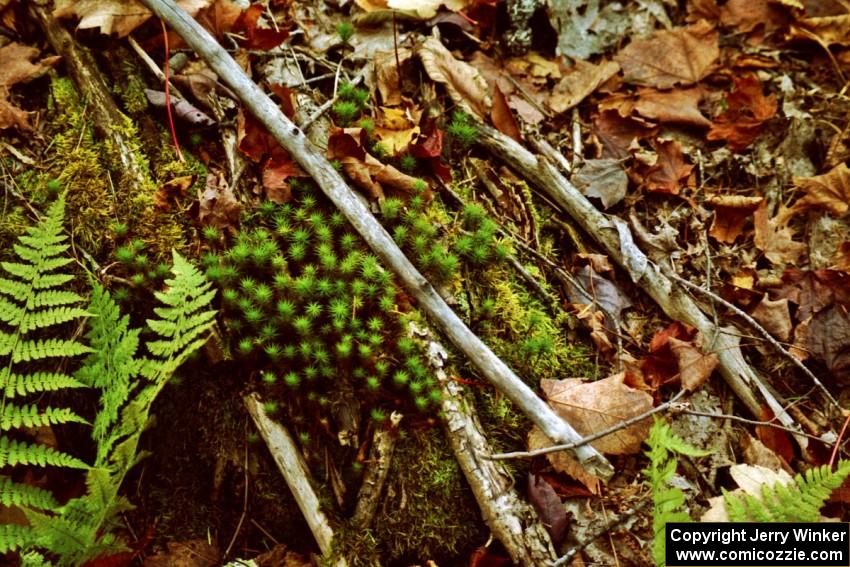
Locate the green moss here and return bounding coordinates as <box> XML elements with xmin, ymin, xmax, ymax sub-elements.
<box><xmin>370</xmin><ymin>428</ymin><xmax>483</xmax><ymax>562</ymax></box>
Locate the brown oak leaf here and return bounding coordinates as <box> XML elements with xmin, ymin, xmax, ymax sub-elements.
<box><xmin>753</xmin><ymin>202</ymin><xmax>806</xmax><ymax>265</ymax></box>
<box><xmin>794</xmin><ymin>163</ymin><xmax>850</xmax><ymax>216</ymax></box>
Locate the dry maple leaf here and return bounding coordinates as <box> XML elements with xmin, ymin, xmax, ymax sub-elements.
<box><xmin>720</xmin><ymin>0</ymin><xmax>789</xmax><ymax>35</ymax></box>
<box><xmin>635</xmin><ymin>139</ymin><xmax>694</xmax><ymax>195</ymax></box>
<box><xmin>668</xmin><ymin>334</ymin><xmax>719</xmax><ymax>391</ymax></box>
<box><xmin>753</xmin><ymin>202</ymin><xmax>806</xmax><ymax>265</ymax></box>
<box><xmin>794</xmin><ymin>163</ymin><xmax>850</xmax><ymax>216</ymax></box>
<box><xmin>0</xmin><ymin>43</ymin><xmax>61</xmax><ymax>131</ymax></box>
<box><xmin>199</xmin><ymin>173</ymin><xmax>241</xmax><ymax>231</ymax></box>
<box><xmin>614</xmin><ymin>20</ymin><xmax>719</xmax><ymax>89</ymax></box>
<box><xmin>750</xmin><ymin>296</ymin><xmax>792</xmax><ymax>341</ymax></box>
<box><xmin>808</xmin><ymin>305</ymin><xmax>850</xmax><ymax>385</ymax></box>
<box><xmin>419</xmin><ymin>33</ymin><xmax>491</xmax><ymax>120</ymax></box>
<box><xmin>707</xmin><ymin>74</ymin><xmax>777</xmax><ymax>152</ymax></box>
<box><xmin>705</xmin><ymin>194</ymin><xmax>763</xmax><ymax>243</ymax></box>
<box><xmin>633</xmin><ymin>87</ymin><xmax>711</xmax><ymax>128</ymax></box>
<box><xmin>591</xmin><ymin>110</ymin><xmax>658</xmax><ymax>159</ymax></box>
<box><xmin>54</xmin><ymin>0</ymin><xmax>210</xmax><ymax>37</ymax></box>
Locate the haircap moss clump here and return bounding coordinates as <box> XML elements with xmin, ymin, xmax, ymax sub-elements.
<box><xmin>203</xmin><ymin>182</ymin><xmax>442</xmax><ymax>421</ymax></box>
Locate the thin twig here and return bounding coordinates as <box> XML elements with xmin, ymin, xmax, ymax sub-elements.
<box><xmin>127</xmin><ymin>34</ymin><xmax>185</xmax><ymax>100</ymax></box>
<box><xmin>681</xmin><ymin>409</ymin><xmax>824</xmax><ymax>443</ymax></box>
<box><xmin>301</xmin><ymin>66</ymin><xmax>367</xmax><ymax>131</ymax></box>
<box><xmin>224</xmin><ymin>426</ymin><xmax>250</xmax><ymax>559</ymax></box>
<box><xmin>670</xmin><ymin>273</ymin><xmax>841</xmax><ymax>412</ymax></box>
<box><xmin>488</xmin><ymin>390</ymin><xmax>688</xmax><ymax>460</ymax></box>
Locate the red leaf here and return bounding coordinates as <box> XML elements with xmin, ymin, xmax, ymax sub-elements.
<box><xmin>234</xmin><ymin>4</ymin><xmax>289</xmax><ymax>50</ymax></box>
<box><xmin>491</xmin><ymin>83</ymin><xmax>521</xmax><ymax>142</ymax></box>
<box><xmin>707</xmin><ymin>74</ymin><xmax>777</xmax><ymax>152</ymax></box>
<box><xmin>527</xmin><ymin>473</ymin><xmax>567</xmax><ymax>545</ymax></box>
<box><xmin>755</xmin><ymin>406</ymin><xmax>794</xmax><ymax>463</ymax></box>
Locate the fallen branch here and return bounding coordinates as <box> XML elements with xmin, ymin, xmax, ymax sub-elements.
<box><xmin>28</xmin><ymin>0</ymin><xmax>151</xmax><ymax>198</ymax></box>
<box><xmin>413</xmin><ymin>323</ymin><xmax>558</xmax><ymax>566</ymax></box>
<box><xmin>474</xmin><ymin>122</ymin><xmax>804</xmax><ymax>442</ymax></box>
<box><xmin>351</xmin><ymin>412</ymin><xmax>402</xmax><ymax>529</ymax></box>
<box><xmin>244</xmin><ymin>393</ymin><xmax>347</xmax><ymax>567</ymax></box>
<box><xmin>139</xmin><ymin>0</ymin><xmax>612</xmax><ymax>480</ymax></box>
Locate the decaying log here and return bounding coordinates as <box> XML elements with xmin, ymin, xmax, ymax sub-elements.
<box><xmin>28</xmin><ymin>0</ymin><xmax>150</xmax><ymax>198</ymax></box>
<box><xmin>351</xmin><ymin>412</ymin><xmax>401</xmax><ymax>529</ymax></box>
<box><xmin>244</xmin><ymin>394</ymin><xmax>347</xmax><ymax>567</ymax></box>
<box><xmin>412</xmin><ymin>323</ymin><xmax>558</xmax><ymax>566</ymax></box>
<box><xmin>475</xmin><ymin>124</ymin><xmax>804</xmax><ymax>440</ymax></box>
<box><xmin>138</xmin><ymin>0</ymin><xmax>613</xmax><ymax>480</ymax></box>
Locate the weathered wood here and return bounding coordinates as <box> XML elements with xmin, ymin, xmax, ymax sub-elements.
<box><xmin>29</xmin><ymin>0</ymin><xmax>150</xmax><ymax>197</ymax></box>
<box><xmin>476</xmin><ymin>123</ymin><xmax>803</xmax><ymax>438</ymax></box>
<box><xmin>138</xmin><ymin>0</ymin><xmax>613</xmax><ymax>479</ymax></box>
<box><xmin>244</xmin><ymin>394</ymin><xmax>347</xmax><ymax>567</ymax></box>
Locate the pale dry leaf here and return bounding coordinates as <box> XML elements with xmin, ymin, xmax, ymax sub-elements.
<box><xmin>794</xmin><ymin>162</ymin><xmax>850</xmax><ymax>216</ymax></box>
<box><xmin>419</xmin><ymin>33</ymin><xmax>491</xmax><ymax>119</ymax></box>
<box><xmin>701</xmin><ymin>464</ymin><xmax>793</xmax><ymax>522</ymax></box>
<box><xmin>572</xmin><ymin>158</ymin><xmax>628</xmax><ymax>209</ymax></box>
<box><xmin>540</xmin><ymin>373</ymin><xmax>653</xmax><ymax>455</ymax></box>
<box><xmin>793</xmin><ymin>15</ymin><xmax>850</xmax><ymax>45</ymax></box>
<box><xmin>750</xmin><ymin>296</ymin><xmax>792</xmax><ymax>341</ymax></box>
<box><xmin>54</xmin><ymin>0</ymin><xmax>210</xmax><ymax>37</ymax></box>
<box><xmin>374</xmin><ymin>48</ymin><xmax>414</xmax><ymax>106</ymax></box>
<box><xmin>614</xmin><ymin>20</ymin><xmax>719</xmax><ymax>89</ymax></box>
<box><xmin>374</xmin><ymin>106</ymin><xmax>420</xmax><ymax>155</ymax></box>
<box><xmin>753</xmin><ymin>202</ymin><xmax>806</xmax><ymax>265</ymax></box>
<box><xmin>549</xmin><ymin>59</ymin><xmax>620</xmax><ymax>114</ymax></box>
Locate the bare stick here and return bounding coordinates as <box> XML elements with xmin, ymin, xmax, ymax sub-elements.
<box><xmin>473</xmin><ymin>121</ymin><xmax>801</xmax><ymax>440</ymax></box>
<box><xmin>489</xmin><ymin>390</ymin><xmax>688</xmax><ymax>460</ymax></box>
<box><xmin>244</xmin><ymin>393</ymin><xmax>347</xmax><ymax>567</ymax></box>
<box><xmin>139</xmin><ymin>0</ymin><xmax>612</xmax><ymax>479</ymax></box>
<box><xmin>680</xmin><ymin>410</ymin><xmax>824</xmax><ymax>442</ymax></box>
<box><xmin>670</xmin><ymin>273</ymin><xmax>841</xmax><ymax>412</ymax></box>
<box><xmin>351</xmin><ymin>412</ymin><xmax>402</xmax><ymax>529</ymax></box>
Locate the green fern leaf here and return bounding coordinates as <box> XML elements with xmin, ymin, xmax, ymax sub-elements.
<box><xmin>145</xmin><ymin>251</ymin><xmax>216</xmax><ymax>372</ymax></box>
<box><xmin>0</xmin><ymin>523</ymin><xmax>35</xmax><ymax>553</ymax></box>
<box><xmin>0</xmin><ymin>437</ymin><xmax>89</xmax><ymax>468</ymax></box>
<box><xmin>10</xmin><ymin>337</ymin><xmax>91</xmax><ymax>362</ymax></box>
<box><xmin>0</xmin><ymin>368</ymin><xmax>87</xmax><ymax>398</ymax></box>
<box><xmin>29</xmin><ymin>289</ymin><xmax>86</xmax><ymax>308</ymax></box>
<box><xmin>0</xmin><ymin>404</ymin><xmax>88</xmax><ymax>430</ymax></box>
<box><xmin>0</xmin><ymin>476</ymin><xmax>60</xmax><ymax>511</ymax></box>
<box><xmin>724</xmin><ymin>461</ymin><xmax>850</xmax><ymax>522</ymax></box>
<box><xmin>21</xmin><ymin>550</ymin><xmax>55</xmax><ymax>567</ymax></box>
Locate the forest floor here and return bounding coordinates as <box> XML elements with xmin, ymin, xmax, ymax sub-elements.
<box><xmin>3</xmin><ymin>0</ymin><xmax>850</xmax><ymax>565</ymax></box>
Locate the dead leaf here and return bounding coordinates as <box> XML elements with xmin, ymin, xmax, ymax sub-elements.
<box><xmin>549</xmin><ymin>59</ymin><xmax>620</xmax><ymax>114</ymax></box>
<box><xmin>374</xmin><ymin>106</ymin><xmax>420</xmax><ymax>155</ymax></box>
<box><xmin>328</xmin><ymin>128</ymin><xmax>424</xmax><ymax>200</ymax></box>
<box><xmin>705</xmin><ymin>194</ymin><xmax>763</xmax><ymax>243</ymax></box>
<box><xmin>253</xmin><ymin>544</ymin><xmax>311</xmax><ymax>567</ymax></box>
<box><xmin>541</xmin><ymin>373</ymin><xmax>654</xmax><ymax>456</ymax></box>
<box><xmin>374</xmin><ymin>48</ymin><xmax>414</xmax><ymax>106</ymax></box>
<box><xmin>720</xmin><ymin>0</ymin><xmax>789</xmax><ymax>35</ymax></box>
<box><xmin>54</xmin><ymin>0</ymin><xmax>210</xmax><ymax>37</ymax></box>
<box><xmin>776</xmin><ymin>269</ymin><xmax>850</xmax><ymax>320</ymax></box>
<box><xmin>633</xmin><ymin>87</ymin><xmax>711</xmax><ymax>128</ymax></box>
<box><xmin>572</xmin><ymin>159</ymin><xmax>628</xmax><ymax>209</ymax></box>
<box><xmin>808</xmin><ymin>304</ymin><xmax>850</xmax><ymax>385</ymax></box>
<box><xmin>154</xmin><ymin>175</ymin><xmax>194</xmax><ymax>211</ymax></box>
<box><xmin>701</xmin><ymin>464</ymin><xmax>793</xmax><ymax>521</ymax></box>
<box><xmin>411</xmin><ymin>117</ymin><xmax>452</xmax><ymax>182</ymax></box>
<box><xmin>642</xmin><ymin>322</ymin><xmax>694</xmax><ymax>388</ymax></box>
<box><xmin>491</xmin><ymin>84</ymin><xmax>521</xmax><ymax>142</ymax></box>
<box><xmin>199</xmin><ymin>173</ymin><xmax>241</xmax><ymax>230</ymax></box>
<box><xmin>528</xmin><ymin>426</ymin><xmax>601</xmax><ymax>494</ymax></box>
<box><xmin>793</xmin><ymin>15</ymin><xmax>850</xmax><ymax>45</ymax></box>
<box><xmin>143</xmin><ymin>538</ymin><xmax>219</xmax><ymax>567</ymax></box>
<box><xmin>668</xmin><ymin>334</ymin><xmax>719</xmax><ymax>391</ymax></box>
<box><xmin>614</xmin><ymin>20</ymin><xmax>719</xmax><ymax>89</ymax></box>
<box><xmin>753</xmin><ymin>202</ymin><xmax>806</xmax><ymax>265</ymax></box>
<box><xmin>419</xmin><ymin>33</ymin><xmax>491</xmax><ymax>120</ymax></box>
<box><xmin>355</xmin><ymin>0</ymin><xmax>469</xmax><ymax>19</ymax></box>
<box><xmin>233</xmin><ymin>4</ymin><xmax>289</xmax><ymax>50</ymax></box>
<box><xmin>636</xmin><ymin>139</ymin><xmax>694</xmax><ymax>195</ymax></box>
<box><xmin>794</xmin><ymin>163</ymin><xmax>850</xmax><ymax>216</ymax></box>
<box><xmin>527</xmin><ymin>473</ymin><xmax>568</xmax><ymax>545</ymax></box>
<box><xmin>591</xmin><ymin>110</ymin><xmax>658</xmax><ymax>160</ymax></box>
<box><xmin>755</xmin><ymin>406</ymin><xmax>794</xmax><ymax>463</ymax></box>
<box><xmin>707</xmin><ymin>74</ymin><xmax>777</xmax><ymax>152</ymax></box>
<box><xmin>751</xmin><ymin>296</ymin><xmax>792</xmax><ymax>341</ymax></box>
<box><xmin>0</xmin><ymin>43</ymin><xmax>61</xmax><ymax>131</ymax></box>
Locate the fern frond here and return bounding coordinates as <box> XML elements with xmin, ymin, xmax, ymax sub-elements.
<box><xmin>21</xmin><ymin>550</ymin><xmax>55</xmax><ymax>567</ymax></box>
<box><xmin>145</xmin><ymin>251</ymin><xmax>216</xmax><ymax>373</ymax></box>
<box><xmin>0</xmin><ymin>476</ymin><xmax>60</xmax><ymax>511</ymax></box>
<box><xmin>0</xmin><ymin>368</ymin><xmax>87</xmax><ymax>398</ymax></box>
<box><xmin>0</xmin><ymin>403</ymin><xmax>88</xmax><ymax>430</ymax></box>
<box><xmin>7</xmin><ymin>337</ymin><xmax>91</xmax><ymax>363</ymax></box>
<box><xmin>29</xmin><ymin>289</ymin><xmax>86</xmax><ymax>308</ymax></box>
<box><xmin>0</xmin><ymin>436</ymin><xmax>89</xmax><ymax>469</ymax></box>
<box><xmin>724</xmin><ymin>461</ymin><xmax>850</xmax><ymax>522</ymax></box>
<box><xmin>0</xmin><ymin>523</ymin><xmax>35</xmax><ymax>553</ymax></box>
